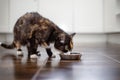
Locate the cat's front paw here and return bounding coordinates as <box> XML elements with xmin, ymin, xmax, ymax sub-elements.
<box><xmin>30</xmin><ymin>54</ymin><xmax>38</xmax><ymax>59</ymax></box>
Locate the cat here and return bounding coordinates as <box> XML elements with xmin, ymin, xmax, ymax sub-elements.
<box><xmin>0</xmin><ymin>12</ymin><xmax>76</xmax><ymax>58</ymax></box>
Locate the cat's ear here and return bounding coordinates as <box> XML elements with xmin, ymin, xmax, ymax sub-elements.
<box><xmin>70</xmin><ymin>33</ymin><xmax>76</xmax><ymax>38</ymax></box>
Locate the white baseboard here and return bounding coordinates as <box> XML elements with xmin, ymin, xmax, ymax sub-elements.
<box><xmin>0</xmin><ymin>33</ymin><xmax>119</xmax><ymax>44</ymax></box>
<box><xmin>73</xmin><ymin>33</ymin><xmax>107</xmax><ymax>44</ymax></box>
<box><xmin>6</xmin><ymin>33</ymin><xmax>13</xmax><ymax>42</ymax></box>
<box><xmin>0</xmin><ymin>33</ymin><xmax>7</xmax><ymax>42</ymax></box>
<box><xmin>0</xmin><ymin>33</ymin><xmax>107</xmax><ymax>43</ymax></box>
<box><xmin>107</xmin><ymin>33</ymin><xmax>120</xmax><ymax>44</ymax></box>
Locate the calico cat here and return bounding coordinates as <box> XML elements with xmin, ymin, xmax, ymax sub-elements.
<box><xmin>0</xmin><ymin>12</ymin><xmax>75</xmax><ymax>58</ymax></box>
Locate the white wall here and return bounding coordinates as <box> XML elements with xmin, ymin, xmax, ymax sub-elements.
<box><xmin>0</xmin><ymin>0</ymin><xmax>9</xmax><ymax>32</ymax></box>
<box><xmin>38</xmin><ymin>0</ymin><xmax>73</xmax><ymax>32</ymax></box>
<box><xmin>9</xmin><ymin>0</ymin><xmax>38</xmax><ymax>32</ymax></box>
<box><xmin>103</xmin><ymin>0</ymin><xmax>120</xmax><ymax>44</ymax></box>
<box><xmin>0</xmin><ymin>0</ymin><xmax>104</xmax><ymax>33</ymax></box>
<box><xmin>38</xmin><ymin>0</ymin><xmax>104</xmax><ymax>33</ymax></box>
<box><xmin>104</xmin><ymin>0</ymin><xmax>120</xmax><ymax>32</ymax></box>
<box><xmin>0</xmin><ymin>0</ymin><xmax>120</xmax><ymax>44</ymax></box>
<box><xmin>74</xmin><ymin>0</ymin><xmax>103</xmax><ymax>33</ymax></box>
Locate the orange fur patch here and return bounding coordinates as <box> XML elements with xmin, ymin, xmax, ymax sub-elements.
<box><xmin>70</xmin><ymin>41</ymin><xmax>73</xmax><ymax>49</ymax></box>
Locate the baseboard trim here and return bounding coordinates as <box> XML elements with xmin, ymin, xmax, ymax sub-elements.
<box><xmin>0</xmin><ymin>33</ymin><xmax>119</xmax><ymax>44</ymax></box>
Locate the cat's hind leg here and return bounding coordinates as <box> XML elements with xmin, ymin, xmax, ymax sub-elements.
<box><xmin>15</xmin><ymin>41</ymin><xmax>23</xmax><ymax>56</ymax></box>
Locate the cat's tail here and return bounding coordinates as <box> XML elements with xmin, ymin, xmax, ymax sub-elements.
<box><xmin>0</xmin><ymin>42</ymin><xmax>15</xmax><ymax>49</ymax></box>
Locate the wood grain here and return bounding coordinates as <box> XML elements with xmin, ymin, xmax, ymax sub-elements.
<box><xmin>0</xmin><ymin>43</ymin><xmax>120</xmax><ymax>80</ymax></box>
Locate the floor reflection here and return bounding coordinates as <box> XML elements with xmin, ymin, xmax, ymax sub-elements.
<box><xmin>1</xmin><ymin>43</ymin><xmax>120</xmax><ymax>80</ymax></box>
<box><xmin>34</xmin><ymin>57</ymin><xmax>80</xmax><ymax>80</ymax></box>
<box><xmin>0</xmin><ymin>53</ymin><xmax>43</xmax><ymax>80</ymax></box>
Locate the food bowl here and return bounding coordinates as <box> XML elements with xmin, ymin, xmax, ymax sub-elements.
<box><xmin>59</xmin><ymin>52</ymin><xmax>81</xmax><ymax>60</ymax></box>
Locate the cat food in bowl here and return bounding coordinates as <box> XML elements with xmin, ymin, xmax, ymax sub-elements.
<box><xmin>59</xmin><ymin>52</ymin><xmax>81</xmax><ymax>60</ymax></box>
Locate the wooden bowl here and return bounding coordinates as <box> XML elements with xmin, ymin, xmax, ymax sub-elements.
<box><xmin>59</xmin><ymin>52</ymin><xmax>81</xmax><ymax>60</ymax></box>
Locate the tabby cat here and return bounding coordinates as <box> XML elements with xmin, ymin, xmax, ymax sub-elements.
<box><xmin>0</xmin><ymin>12</ymin><xmax>75</xmax><ymax>58</ymax></box>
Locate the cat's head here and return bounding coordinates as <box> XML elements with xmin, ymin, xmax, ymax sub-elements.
<box><xmin>54</xmin><ymin>33</ymin><xmax>76</xmax><ymax>53</ymax></box>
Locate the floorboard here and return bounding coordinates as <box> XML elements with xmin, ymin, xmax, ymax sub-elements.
<box><xmin>0</xmin><ymin>43</ymin><xmax>120</xmax><ymax>80</ymax></box>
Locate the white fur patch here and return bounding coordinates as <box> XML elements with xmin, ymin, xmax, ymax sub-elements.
<box><xmin>64</xmin><ymin>52</ymin><xmax>71</xmax><ymax>55</ymax></box>
<box><xmin>17</xmin><ymin>51</ymin><xmax>23</xmax><ymax>56</ymax></box>
<box><xmin>46</xmin><ymin>46</ymin><xmax>51</xmax><ymax>48</ymax></box>
<box><xmin>0</xmin><ymin>42</ymin><xmax>2</xmax><ymax>45</ymax></box>
<box><xmin>30</xmin><ymin>54</ymin><xmax>38</xmax><ymax>59</ymax></box>
<box><xmin>51</xmin><ymin>55</ymin><xmax>56</xmax><ymax>58</ymax></box>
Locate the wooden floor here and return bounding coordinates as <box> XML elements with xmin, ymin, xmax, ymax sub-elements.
<box><xmin>1</xmin><ymin>43</ymin><xmax>120</xmax><ymax>80</ymax></box>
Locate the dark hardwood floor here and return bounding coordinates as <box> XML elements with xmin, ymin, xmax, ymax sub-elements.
<box><xmin>0</xmin><ymin>43</ymin><xmax>120</xmax><ymax>80</ymax></box>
